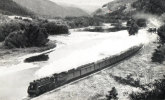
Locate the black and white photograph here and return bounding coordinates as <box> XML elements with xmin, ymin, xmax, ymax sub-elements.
<box><xmin>0</xmin><ymin>0</ymin><xmax>165</xmax><ymax>100</ymax></box>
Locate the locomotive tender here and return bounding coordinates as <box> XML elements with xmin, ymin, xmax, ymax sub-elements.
<box><xmin>28</xmin><ymin>45</ymin><xmax>143</xmax><ymax>96</ymax></box>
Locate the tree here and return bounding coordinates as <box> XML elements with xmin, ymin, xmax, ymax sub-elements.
<box><xmin>152</xmin><ymin>46</ymin><xmax>165</xmax><ymax>63</ymax></box>
<box><xmin>41</xmin><ymin>22</ymin><xmax>69</xmax><ymax>35</ymax></box>
<box><xmin>24</xmin><ymin>23</ymin><xmax>49</xmax><ymax>47</ymax></box>
<box><xmin>106</xmin><ymin>87</ymin><xmax>118</xmax><ymax>100</ymax></box>
<box><xmin>4</xmin><ymin>23</ymin><xmax>49</xmax><ymax>48</ymax></box>
<box><xmin>4</xmin><ymin>30</ymin><xmax>28</xmax><ymax>48</ymax></box>
<box><xmin>136</xmin><ymin>18</ymin><xmax>147</xmax><ymax>27</ymax></box>
<box><xmin>157</xmin><ymin>24</ymin><xmax>165</xmax><ymax>43</ymax></box>
<box><xmin>128</xmin><ymin>20</ymin><xmax>139</xmax><ymax>35</ymax></box>
<box><xmin>0</xmin><ymin>21</ymin><xmax>22</xmax><ymax>42</ymax></box>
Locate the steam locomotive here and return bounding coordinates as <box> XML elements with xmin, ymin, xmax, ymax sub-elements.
<box><xmin>27</xmin><ymin>45</ymin><xmax>143</xmax><ymax>96</ymax></box>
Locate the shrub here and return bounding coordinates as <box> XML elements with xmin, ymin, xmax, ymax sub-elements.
<box><xmin>0</xmin><ymin>18</ymin><xmax>69</xmax><ymax>49</ymax></box>
<box><xmin>127</xmin><ymin>19</ymin><xmax>133</xmax><ymax>27</ymax></box>
<box><xmin>83</xmin><ymin>27</ymin><xmax>104</xmax><ymax>32</ymax></box>
<box><xmin>152</xmin><ymin>49</ymin><xmax>165</xmax><ymax>63</ymax></box>
<box><xmin>128</xmin><ymin>22</ymin><xmax>139</xmax><ymax>35</ymax></box>
<box><xmin>24</xmin><ymin>23</ymin><xmax>49</xmax><ymax>47</ymax></box>
<box><xmin>107</xmin><ymin>26</ymin><xmax>128</xmax><ymax>32</ymax></box>
<box><xmin>65</xmin><ymin>16</ymin><xmax>102</xmax><ymax>29</ymax></box>
<box><xmin>42</xmin><ymin>22</ymin><xmax>69</xmax><ymax>35</ymax></box>
<box><xmin>4</xmin><ymin>24</ymin><xmax>49</xmax><ymax>48</ymax></box>
<box><xmin>157</xmin><ymin>24</ymin><xmax>165</xmax><ymax>43</ymax></box>
<box><xmin>106</xmin><ymin>87</ymin><xmax>118</xmax><ymax>100</ymax></box>
<box><xmin>4</xmin><ymin>30</ymin><xmax>27</xmax><ymax>48</ymax></box>
<box><xmin>0</xmin><ymin>20</ymin><xmax>31</xmax><ymax>42</ymax></box>
<box><xmin>23</xmin><ymin>18</ymin><xmax>32</xmax><ymax>22</ymax></box>
<box><xmin>127</xmin><ymin>18</ymin><xmax>146</xmax><ymax>36</ymax></box>
<box><xmin>0</xmin><ymin>21</ymin><xmax>22</xmax><ymax>42</ymax></box>
<box><xmin>24</xmin><ymin>54</ymin><xmax>49</xmax><ymax>63</ymax></box>
<box><xmin>129</xmin><ymin>76</ymin><xmax>165</xmax><ymax>100</ymax></box>
<box><xmin>136</xmin><ymin>18</ymin><xmax>147</xmax><ymax>27</ymax></box>
<box><xmin>151</xmin><ymin>45</ymin><xmax>165</xmax><ymax>63</ymax></box>
<box><xmin>83</xmin><ymin>26</ymin><xmax>128</xmax><ymax>32</ymax></box>
<box><xmin>110</xmin><ymin>74</ymin><xmax>141</xmax><ymax>88</ymax></box>
<box><xmin>131</xmin><ymin>0</ymin><xmax>165</xmax><ymax>15</ymax></box>
<box><xmin>0</xmin><ymin>18</ymin><xmax>69</xmax><ymax>43</ymax></box>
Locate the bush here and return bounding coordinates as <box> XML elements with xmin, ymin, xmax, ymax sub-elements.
<box><xmin>0</xmin><ymin>21</ymin><xmax>22</xmax><ymax>42</ymax></box>
<box><xmin>0</xmin><ymin>19</ymin><xmax>69</xmax><ymax>43</ymax></box>
<box><xmin>127</xmin><ymin>19</ymin><xmax>133</xmax><ymax>27</ymax></box>
<box><xmin>0</xmin><ymin>18</ymin><xmax>70</xmax><ymax>49</ymax></box>
<box><xmin>4</xmin><ymin>30</ymin><xmax>27</xmax><ymax>48</ymax></box>
<box><xmin>65</xmin><ymin>16</ymin><xmax>102</xmax><ymax>29</ymax></box>
<box><xmin>83</xmin><ymin>27</ymin><xmax>104</xmax><ymax>32</ymax></box>
<box><xmin>0</xmin><ymin>20</ymin><xmax>31</xmax><ymax>42</ymax></box>
<box><xmin>130</xmin><ymin>76</ymin><xmax>165</xmax><ymax>100</ymax></box>
<box><xmin>106</xmin><ymin>87</ymin><xmax>118</xmax><ymax>100</ymax></box>
<box><xmin>152</xmin><ymin>49</ymin><xmax>165</xmax><ymax>63</ymax></box>
<box><xmin>127</xmin><ymin>18</ymin><xmax>146</xmax><ymax>36</ymax></box>
<box><xmin>24</xmin><ymin>54</ymin><xmax>49</xmax><ymax>62</ymax></box>
<box><xmin>41</xmin><ymin>22</ymin><xmax>69</xmax><ymax>35</ymax></box>
<box><xmin>4</xmin><ymin>24</ymin><xmax>49</xmax><ymax>48</ymax></box>
<box><xmin>128</xmin><ymin>22</ymin><xmax>139</xmax><ymax>35</ymax></box>
<box><xmin>24</xmin><ymin>24</ymin><xmax>49</xmax><ymax>47</ymax></box>
<box><xmin>136</xmin><ymin>18</ymin><xmax>147</xmax><ymax>27</ymax></box>
<box><xmin>131</xmin><ymin>0</ymin><xmax>165</xmax><ymax>15</ymax></box>
<box><xmin>151</xmin><ymin>45</ymin><xmax>165</xmax><ymax>63</ymax></box>
<box><xmin>83</xmin><ymin>26</ymin><xmax>128</xmax><ymax>32</ymax></box>
<box><xmin>151</xmin><ymin>25</ymin><xmax>165</xmax><ymax>63</ymax></box>
<box><xmin>157</xmin><ymin>24</ymin><xmax>165</xmax><ymax>43</ymax></box>
<box><xmin>110</xmin><ymin>74</ymin><xmax>141</xmax><ymax>88</ymax></box>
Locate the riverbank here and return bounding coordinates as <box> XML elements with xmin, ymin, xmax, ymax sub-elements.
<box><xmin>0</xmin><ymin>40</ymin><xmax>56</xmax><ymax>67</ymax></box>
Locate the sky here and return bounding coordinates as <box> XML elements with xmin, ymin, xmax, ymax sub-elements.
<box><xmin>49</xmin><ymin>0</ymin><xmax>114</xmax><ymax>13</ymax></box>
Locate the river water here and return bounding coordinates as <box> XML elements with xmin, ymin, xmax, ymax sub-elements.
<box><xmin>0</xmin><ymin>27</ymin><xmax>164</xmax><ymax>100</ymax></box>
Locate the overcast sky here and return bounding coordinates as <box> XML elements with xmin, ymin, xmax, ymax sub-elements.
<box><xmin>49</xmin><ymin>0</ymin><xmax>114</xmax><ymax>13</ymax></box>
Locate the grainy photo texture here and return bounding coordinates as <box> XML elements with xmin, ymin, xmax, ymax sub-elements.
<box><xmin>0</xmin><ymin>0</ymin><xmax>165</xmax><ymax>100</ymax></box>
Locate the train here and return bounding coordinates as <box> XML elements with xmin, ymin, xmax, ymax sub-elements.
<box><xmin>27</xmin><ymin>45</ymin><xmax>143</xmax><ymax>96</ymax></box>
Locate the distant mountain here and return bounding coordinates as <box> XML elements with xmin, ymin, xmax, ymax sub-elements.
<box><xmin>13</xmin><ymin>0</ymin><xmax>89</xmax><ymax>17</ymax></box>
<box><xmin>0</xmin><ymin>0</ymin><xmax>33</xmax><ymax>16</ymax></box>
<box><xmin>52</xmin><ymin>2</ymin><xmax>98</xmax><ymax>14</ymax></box>
<box><xmin>93</xmin><ymin>0</ymin><xmax>137</xmax><ymax>16</ymax></box>
<box><xmin>94</xmin><ymin>0</ymin><xmax>165</xmax><ymax>16</ymax></box>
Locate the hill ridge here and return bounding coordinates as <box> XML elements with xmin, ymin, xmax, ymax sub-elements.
<box><xmin>0</xmin><ymin>0</ymin><xmax>33</xmax><ymax>16</ymax></box>
<box><xmin>13</xmin><ymin>0</ymin><xmax>89</xmax><ymax>17</ymax></box>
